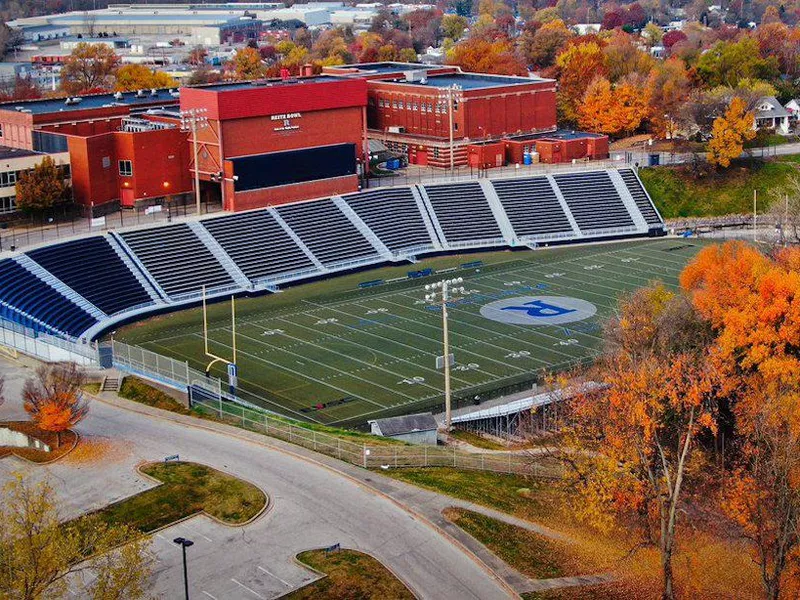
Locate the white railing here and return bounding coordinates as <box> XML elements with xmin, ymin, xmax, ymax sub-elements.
<box><xmin>0</xmin><ymin>316</ymin><xmax>98</xmax><ymax>365</ymax></box>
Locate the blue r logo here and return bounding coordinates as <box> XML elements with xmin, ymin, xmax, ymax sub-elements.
<box><xmin>501</xmin><ymin>300</ymin><xmax>576</xmax><ymax>318</ymax></box>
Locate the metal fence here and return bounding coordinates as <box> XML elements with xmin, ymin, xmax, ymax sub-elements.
<box><xmin>0</xmin><ymin>315</ymin><xmax>98</xmax><ymax>365</ymax></box>
<box><xmin>110</xmin><ymin>339</ymin><xmax>222</xmax><ymax>398</ymax></box>
<box><xmin>190</xmin><ymin>394</ymin><xmax>561</xmax><ymax>479</ymax></box>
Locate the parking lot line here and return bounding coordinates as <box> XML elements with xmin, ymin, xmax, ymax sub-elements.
<box><xmin>257</xmin><ymin>565</ymin><xmax>292</xmax><ymax>588</ymax></box>
<box><xmin>230</xmin><ymin>578</ymin><xmax>266</xmax><ymax>599</ymax></box>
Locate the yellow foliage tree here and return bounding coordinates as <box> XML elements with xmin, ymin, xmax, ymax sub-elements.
<box><xmin>228</xmin><ymin>47</ymin><xmax>266</xmax><ymax>80</ymax></box>
<box><xmin>707</xmin><ymin>97</ymin><xmax>756</xmax><ymax>168</ymax></box>
<box><xmin>114</xmin><ymin>64</ymin><xmax>177</xmax><ymax>92</ymax></box>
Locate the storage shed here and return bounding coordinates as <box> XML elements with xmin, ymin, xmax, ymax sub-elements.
<box><xmin>368</xmin><ymin>412</ymin><xmax>439</xmax><ymax>445</ymax></box>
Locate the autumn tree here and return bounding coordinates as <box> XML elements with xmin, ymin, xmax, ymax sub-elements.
<box><xmin>695</xmin><ymin>37</ymin><xmax>779</xmax><ymax>88</ymax></box>
<box><xmin>681</xmin><ymin>242</ymin><xmax>800</xmax><ymax>599</ymax></box>
<box><xmin>60</xmin><ymin>42</ymin><xmax>120</xmax><ymax>94</ymax></box>
<box><xmin>648</xmin><ymin>58</ymin><xmax>692</xmax><ymax>139</ymax></box>
<box><xmin>15</xmin><ymin>156</ymin><xmax>70</xmax><ymax>214</ymax></box>
<box><xmin>578</xmin><ymin>76</ymin><xmax>651</xmax><ymax>137</ymax></box>
<box><xmin>0</xmin><ymin>475</ymin><xmax>152</xmax><ymax>600</ymax></box>
<box><xmin>23</xmin><ymin>363</ymin><xmax>88</xmax><ymax>448</ymax></box>
<box><xmin>554</xmin><ymin>39</ymin><xmax>608</xmax><ymax>125</ymax></box>
<box><xmin>227</xmin><ymin>47</ymin><xmax>266</xmax><ymax>80</ymax></box>
<box><xmin>556</xmin><ymin>284</ymin><xmax>716</xmax><ymax>600</ymax></box>
<box><xmin>519</xmin><ymin>19</ymin><xmax>572</xmax><ymax>69</ymax></box>
<box><xmin>447</xmin><ymin>37</ymin><xmax>527</xmax><ymax>76</ymax></box>
<box><xmin>114</xmin><ymin>64</ymin><xmax>177</xmax><ymax>92</ymax></box>
<box><xmin>707</xmin><ymin>97</ymin><xmax>756</xmax><ymax>169</ymax></box>
<box><xmin>187</xmin><ymin>45</ymin><xmax>207</xmax><ymax>66</ymax></box>
<box><xmin>441</xmin><ymin>14</ymin><xmax>469</xmax><ymax>42</ymax></box>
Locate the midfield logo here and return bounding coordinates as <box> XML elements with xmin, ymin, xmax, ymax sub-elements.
<box><xmin>480</xmin><ymin>296</ymin><xmax>597</xmax><ymax>326</ymax></box>
<box><xmin>501</xmin><ymin>300</ymin><xmax>577</xmax><ymax>319</ymax></box>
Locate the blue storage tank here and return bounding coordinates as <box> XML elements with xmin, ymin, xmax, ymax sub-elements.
<box><xmin>523</xmin><ymin>153</ymin><xmax>532</xmax><ymax>165</ymax></box>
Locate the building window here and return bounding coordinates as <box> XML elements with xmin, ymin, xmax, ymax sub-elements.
<box><xmin>433</xmin><ymin>148</ymin><xmax>439</xmax><ymax>158</ymax></box>
<box><xmin>453</xmin><ymin>99</ymin><xmax>459</xmax><ymax>111</ymax></box>
<box><xmin>392</xmin><ymin>100</ymin><xmax>398</xmax><ymax>109</ymax></box>
<box><xmin>0</xmin><ymin>124</ymin><xmax>3</xmax><ymax>138</ymax></box>
<box><xmin>454</xmin><ymin>123</ymin><xmax>459</xmax><ymax>131</ymax></box>
<box><xmin>0</xmin><ymin>195</ymin><xmax>16</xmax><ymax>214</ymax></box>
<box><xmin>118</xmin><ymin>160</ymin><xmax>133</xmax><ymax>177</ymax></box>
<box><xmin>399</xmin><ymin>101</ymin><xmax>404</xmax><ymax>109</ymax></box>
<box><xmin>426</xmin><ymin>103</ymin><xmax>432</xmax><ymax>112</ymax></box>
<box><xmin>0</xmin><ymin>171</ymin><xmax>17</xmax><ymax>188</ymax></box>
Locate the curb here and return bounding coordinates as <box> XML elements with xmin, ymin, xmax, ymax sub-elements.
<box><xmin>88</xmin><ymin>391</ymin><xmax>522</xmax><ymax>600</ymax></box>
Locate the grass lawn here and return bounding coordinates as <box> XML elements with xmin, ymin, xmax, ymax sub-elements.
<box><xmin>287</xmin><ymin>548</ymin><xmax>414</xmax><ymax>600</ymax></box>
<box><xmin>119</xmin><ymin>376</ymin><xmax>191</xmax><ymax>415</ymax></box>
<box><xmin>385</xmin><ymin>468</ymin><xmax>762</xmax><ymax>599</ymax></box>
<box><xmin>116</xmin><ymin>240</ymin><xmax>704</xmax><ymax>427</ymax></box>
<box><xmin>92</xmin><ymin>461</ymin><xmax>266</xmax><ymax>533</ymax></box>
<box><xmin>444</xmin><ymin>508</ymin><xmax>590</xmax><ymax>580</ymax></box>
<box><xmin>0</xmin><ymin>421</ymin><xmax>77</xmax><ymax>463</ymax></box>
<box><xmin>449</xmin><ymin>429</ymin><xmax>507</xmax><ymax>450</ymax></box>
<box><xmin>640</xmin><ymin>156</ymin><xmax>800</xmax><ymax>218</ymax></box>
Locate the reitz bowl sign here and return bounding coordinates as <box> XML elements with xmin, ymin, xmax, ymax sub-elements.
<box><xmin>480</xmin><ymin>296</ymin><xmax>597</xmax><ymax>326</ymax></box>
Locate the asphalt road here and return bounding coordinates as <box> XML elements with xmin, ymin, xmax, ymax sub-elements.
<box><xmin>0</xmin><ymin>358</ymin><xmax>516</xmax><ymax>600</ymax></box>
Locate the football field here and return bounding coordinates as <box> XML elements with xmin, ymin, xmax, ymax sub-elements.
<box><xmin>117</xmin><ymin>239</ymin><xmax>706</xmax><ymax>427</ymax></box>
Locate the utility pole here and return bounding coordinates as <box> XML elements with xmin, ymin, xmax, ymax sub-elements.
<box><xmin>425</xmin><ymin>277</ymin><xmax>466</xmax><ymax>430</ymax></box>
<box><xmin>753</xmin><ymin>189</ymin><xmax>757</xmax><ymax>242</ymax></box>
<box><xmin>180</xmin><ymin>108</ymin><xmax>208</xmax><ymax>216</ymax></box>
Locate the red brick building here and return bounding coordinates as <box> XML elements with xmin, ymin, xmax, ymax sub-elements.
<box><xmin>0</xmin><ymin>89</ymin><xmax>187</xmax><ymax>212</ymax></box>
<box><xmin>178</xmin><ymin>75</ymin><xmax>368</xmax><ymax>211</ymax></box>
<box><xmin>324</xmin><ymin>63</ymin><xmax>557</xmax><ymax>168</ymax></box>
<box><xmin>504</xmin><ymin>131</ymin><xmax>609</xmax><ymax>165</ymax></box>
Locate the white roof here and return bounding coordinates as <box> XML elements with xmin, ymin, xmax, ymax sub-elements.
<box><xmin>451</xmin><ymin>382</ymin><xmax>605</xmax><ymax>424</ymax></box>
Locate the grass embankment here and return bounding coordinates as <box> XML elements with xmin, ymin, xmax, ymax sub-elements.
<box><xmin>93</xmin><ymin>461</ymin><xmax>266</xmax><ymax>532</ymax></box>
<box><xmin>287</xmin><ymin>549</ymin><xmax>414</xmax><ymax>600</ymax></box>
<box><xmin>640</xmin><ymin>155</ymin><xmax>800</xmax><ymax>218</ymax></box>
<box><xmin>0</xmin><ymin>421</ymin><xmax>77</xmax><ymax>463</ymax></box>
<box><xmin>118</xmin><ymin>375</ymin><xmax>404</xmax><ymax>447</ymax></box>
<box><xmin>386</xmin><ymin>468</ymin><xmax>760</xmax><ymax>599</ymax></box>
<box><xmin>119</xmin><ymin>376</ymin><xmax>191</xmax><ymax>414</ymax></box>
<box><xmin>449</xmin><ymin>429</ymin><xmax>507</xmax><ymax>450</ymax></box>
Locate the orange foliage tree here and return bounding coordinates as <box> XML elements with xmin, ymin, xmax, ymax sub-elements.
<box><xmin>707</xmin><ymin>97</ymin><xmax>757</xmax><ymax>169</ymax></box>
<box><xmin>681</xmin><ymin>241</ymin><xmax>800</xmax><ymax>600</ymax></box>
<box><xmin>23</xmin><ymin>363</ymin><xmax>88</xmax><ymax>447</ymax></box>
<box><xmin>554</xmin><ymin>39</ymin><xmax>608</xmax><ymax>125</ymax></box>
<box><xmin>561</xmin><ymin>284</ymin><xmax>716</xmax><ymax>600</ymax></box>
<box><xmin>578</xmin><ymin>76</ymin><xmax>651</xmax><ymax>137</ymax></box>
<box><xmin>447</xmin><ymin>37</ymin><xmax>527</xmax><ymax>76</ymax></box>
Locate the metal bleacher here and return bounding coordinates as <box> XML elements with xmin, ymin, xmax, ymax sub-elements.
<box><xmin>0</xmin><ymin>258</ymin><xmax>98</xmax><ymax>337</ymax></box>
<box><xmin>421</xmin><ymin>181</ymin><xmax>504</xmax><ymax>246</ymax></box>
<box><xmin>119</xmin><ymin>224</ymin><xmax>235</xmax><ymax>298</ymax></box>
<box><xmin>341</xmin><ymin>187</ymin><xmax>437</xmax><ymax>256</ymax></box>
<box><xmin>491</xmin><ymin>177</ymin><xmax>575</xmax><ymax>239</ymax></box>
<box><xmin>0</xmin><ymin>168</ymin><xmax>664</xmax><ymax>343</ymax></box>
<box><xmin>27</xmin><ymin>237</ymin><xmax>153</xmax><ymax>316</ymax></box>
<box><xmin>553</xmin><ymin>171</ymin><xmax>635</xmax><ymax>232</ymax></box>
<box><xmin>202</xmin><ymin>210</ymin><xmax>317</xmax><ymax>283</ymax></box>
<box><xmin>618</xmin><ymin>168</ymin><xmax>662</xmax><ymax>225</ymax></box>
<box><xmin>275</xmin><ymin>199</ymin><xmax>381</xmax><ymax>267</ymax></box>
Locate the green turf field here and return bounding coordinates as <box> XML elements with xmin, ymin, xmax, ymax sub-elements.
<box><xmin>116</xmin><ymin>239</ymin><xmax>706</xmax><ymax>427</ymax></box>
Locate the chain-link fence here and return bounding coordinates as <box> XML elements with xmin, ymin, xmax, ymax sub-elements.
<box><xmin>110</xmin><ymin>339</ymin><xmax>221</xmax><ymax>398</ymax></box>
<box><xmin>190</xmin><ymin>394</ymin><xmax>561</xmax><ymax>479</ymax></box>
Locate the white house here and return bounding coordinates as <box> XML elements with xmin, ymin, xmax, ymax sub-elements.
<box><xmin>754</xmin><ymin>97</ymin><xmax>791</xmax><ymax>135</ymax></box>
<box><xmin>785</xmin><ymin>99</ymin><xmax>800</xmax><ymax>123</ymax></box>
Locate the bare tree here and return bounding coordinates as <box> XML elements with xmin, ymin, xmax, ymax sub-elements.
<box><xmin>768</xmin><ymin>175</ymin><xmax>800</xmax><ymax>246</ymax></box>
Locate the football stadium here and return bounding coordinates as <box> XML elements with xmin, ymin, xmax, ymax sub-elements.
<box><xmin>0</xmin><ymin>166</ymin><xmax>703</xmax><ymax>427</ymax></box>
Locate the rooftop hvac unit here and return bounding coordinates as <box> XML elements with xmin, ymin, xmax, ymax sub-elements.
<box><xmin>403</xmin><ymin>70</ymin><xmax>427</xmax><ymax>83</ymax></box>
<box><xmin>150</xmin><ymin>88</ymin><xmax>157</xmax><ymax>96</ymax></box>
<box><xmin>170</xmin><ymin>90</ymin><xmax>180</xmax><ymax>98</ymax></box>
<box><xmin>64</xmin><ymin>97</ymin><xmax>82</xmax><ymax>105</ymax></box>
<box><xmin>136</xmin><ymin>89</ymin><xmax>146</xmax><ymax>97</ymax></box>
<box><xmin>387</xmin><ymin>126</ymin><xmax>405</xmax><ymax>133</ymax></box>
<box><xmin>113</xmin><ymin>91</ymin><xmax>123</xmax><ymax>99</ymax></box>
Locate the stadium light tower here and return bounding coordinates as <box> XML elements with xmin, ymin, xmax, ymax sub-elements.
<box><xmin>180</xmin><ymin>108</ymin><xmax>208</xmax><ymax>216</ymax></box>
<box><xmin>425</xmin><ymin>277</ymin><xmax>466</xmax><ymax>431</ymax></box>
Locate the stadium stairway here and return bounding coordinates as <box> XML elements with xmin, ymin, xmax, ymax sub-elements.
<box><xmin>0</xmin><ymin>168</ymin><xmax>663</xmax><ymax>344</ymax></box>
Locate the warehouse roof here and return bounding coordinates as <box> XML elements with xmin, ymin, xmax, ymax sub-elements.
<box><xmin>368</xmin><ymin>412</ymin><xmax>438</xmax><ymax>436</ymax></box>
<box><xmin>0</xmin><ymin>89</ymin><xmax>178</xmax><ymax>116</ymax></box>
<box><xmin>391</xmin><ymin>72</ymin><xmax>552</xmax><ymax>90</ymax></box>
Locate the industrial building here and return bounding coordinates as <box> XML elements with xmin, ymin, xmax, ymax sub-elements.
<box><xmin>178</xmin><ymin>74</ymin><xmax>368</xmax><ymax>211</ymax></box>
<box><xmin>324</xmin><ymin>63</ymin><xmax>562</xmax><ymax>168</ymax></box>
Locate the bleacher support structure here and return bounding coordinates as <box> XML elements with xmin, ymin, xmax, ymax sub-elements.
<box><xmin>0</xmin><ymin>168</ymin><xmax>664</xmax><ymax>344</ymax></box>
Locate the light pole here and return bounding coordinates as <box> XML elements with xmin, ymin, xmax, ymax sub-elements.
<box><xmin>180</xmin><ymin>108</ymin><xmax>208</xmax><ymax>216</ymax></box>
<box><xmin>173</xmin><ymin>537</ymin><xmax>194</xmax><ymax>600</ymax></box>
<box><xmin>425</xmin><ymin>277</ymin><xmax>466</xmax><ymax>430</ymax></box>
<box><xmin>437</xmin><ymin>84</ymin><xmax>461</xmax><ymax>173</ymax></box>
